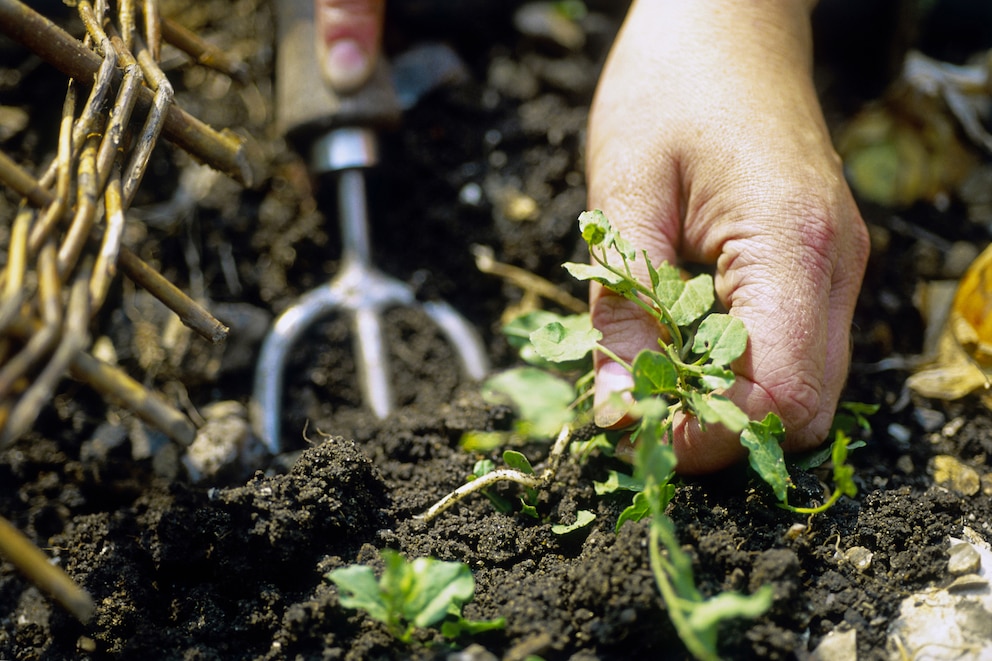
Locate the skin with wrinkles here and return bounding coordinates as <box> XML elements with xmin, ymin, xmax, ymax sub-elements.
<box><xmin>316</xmin><ymin>0</ymin><xmax>870</xmax><ymax>474</ymax></box>
<box><xmin>587</xmin><ymin>0</ymin><xmax>869</xmax><ymax>473</ymax></box>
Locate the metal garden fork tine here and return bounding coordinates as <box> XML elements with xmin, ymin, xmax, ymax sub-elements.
<box><xmin>252</xmin><ymin>128</ymin><xmax>489</xmax><ymax>455</ymax></box>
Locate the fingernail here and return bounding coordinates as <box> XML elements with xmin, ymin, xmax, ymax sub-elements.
<box><xmin>594</xmin><ymin>361</ymin><xmax>633</xmax><ymax>428</ymax></box>
<box><xmin>323</xmin><ymin>39</ymin><xmax>372</xmax><ymax>93</ymax></box>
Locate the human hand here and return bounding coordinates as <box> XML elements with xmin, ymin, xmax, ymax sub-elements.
<box><xmin>586</xmin><ymin>0</ymin><xmax>870</xmax><ymax>473</ymax></box>
<box><xmin>315</xmin><ymin>0</ymin><xmax>384</xmax><ymax>92</ymax></box>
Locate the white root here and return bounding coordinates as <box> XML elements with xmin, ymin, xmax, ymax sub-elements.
<box><xmin>415</xmin><ymin>423</ymin><xmax>573</xmax><ymax>523</ymax></box>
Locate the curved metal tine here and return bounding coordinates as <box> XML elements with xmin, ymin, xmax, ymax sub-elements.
<box><xmin>421</xmin><ymin>300</ymin><xmax>489</xmax><ymax>381</ymax></box>
<box><xmin>352</xmin><ymin>306</ymin><xmax>392</xmax><ymax>419</ymax></box>
<box><xmin>252</xmin><ymin>282</ymin><xmax>347</xmax><ymax>454</ymax></box>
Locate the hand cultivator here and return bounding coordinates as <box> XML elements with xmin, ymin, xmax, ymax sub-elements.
<box><xmin>251</xmin><ymin>0</ymin><xmax>489</xmax><ymax>454</ymax></box>
<box><xmin>0</xmin><ymin>0</ymin><xmax>260</xmax><ymax>623</ymax></box>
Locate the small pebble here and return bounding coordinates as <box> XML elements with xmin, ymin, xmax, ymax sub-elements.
<box><xmin>887</xmin><ymin>423</ymin><xmax>912</xmax><ymax>445</ymax></box>
<box><xmin>943</xmin><ymin>241</ymin><xmax>980</xmax><ymax>278</ymax></box>
<box><xmin>447</xmin><ymin>644</ymin><xmax>498</xmax><ymax>661</ymax></box>
<box><xmin>459</xmin><ymin>182</ymin><xmax>483</xmax><ymax>206</ymax></box>
<box><xmin>502</xmin><ymin>191</ymin><xmax>539</xmax><ymax>221</ymax></box>
<box><xmin>843</xmin><ymin>546</ymin><xmax>874</xmax><ymax>572</ymax></box>
<box><xmin>931</xmin><ymin>455</ymin><xmax>981</xmax><ymax>496</ymax></box>
<box><xmin>811</xmin><ymin>628</ymin><xmax>857</xmax><ymax>661</ymax></box>
<box><xmin>982</xmin><ymin>473</ymin><xmax>992</xmax><ymax>496</ymax></box>
<box><xmin>913</xmin><ymin>407</ymin><xmax>945</xmax><ymax>432</ymax></box>
<box><xmin>946</xmin><ymin>574</ymin><xmax>988</xmax><ymax>593</ymax></box>
<box><xmin>948</xmin><ymin>542</ymin><xmax>981</xmax><ymax>576</ymax></box>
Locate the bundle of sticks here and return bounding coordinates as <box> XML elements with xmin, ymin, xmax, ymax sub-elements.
<box><xmin>0</xmin><ymin>0</ymin><xmax>261</xmax><ymax>622</ymax></box>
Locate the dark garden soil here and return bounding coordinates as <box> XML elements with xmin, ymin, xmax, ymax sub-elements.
<box><xmin>3</xmin><ymin>1</ymin><xmax>992</xmax><ymax>660</ymax></box>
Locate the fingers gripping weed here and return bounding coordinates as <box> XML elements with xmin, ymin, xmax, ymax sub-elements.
<box><xmin>416</xmin><ymin>210</ymin><xmax>867</xmax><ymax>659</ymax></box>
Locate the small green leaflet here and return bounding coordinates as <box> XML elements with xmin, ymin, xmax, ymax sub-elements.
<box><xmin>616</xmin><ymin>490</ymin><xmax>653</xmax><ymax>531</ymax></box>
<box><xmin>739</xmin><ymin>413</ymin><xmax>790</xmax><ymax>502</ymax></box>
<box><xmin>692</xmin><ymin>314</ymin><xmax>747</xmax><ymax>366</ymax></box>
<box><xmin>687</xmin><ymin>392</ymin><xmax>749</xmax><ymax>433</ymax></box>
<box><xmin>593</xmin><ymin>469</ymin><xmax>645</xmax><ymax>495</ymax></box>
<box><xmin>326</xmin><ymin>564</ymin><xmax>389</xmax><ymax>623</ymax></box>
<box><xmin>562</xmin><ymin>262</ymin><xmax>630</xmax><ymax>292</ymax></box>
<box><xmin>503</xmin><ymin>450</ymin><xmax>535</xmax><ymax>474</ymax></box>
<box><xmin>685</xmin><ymin>586</ymin><xmax>774</xmax><ymax>642</ymax></box>
<box><xmin>551</xmin><ymin>509</ymin><xmax>596</xmax><ymax>535</ymax></box>
<box><xmin>578</xmin><ymin>209</ymin><xmax>610</xmax><ymax>246</ymax></box>
<box><xmin>655</xmin><ymin>273</ymin><xmax>715</xmax><ymax>326</ymax></box>
<box><xmin>632</xmin><ymin>349</ymin><xmax>679</xmax><ymax>399</ymax></box>
<box><xmin>698</xmin><ymin>364</ymin><xmax>736</xmax><ymax>391</ymax></box>
<box><xmin>400</xmin><ymin>556</ymin><xmax>476</xmax><ymax>629</ymax></box>
<box><xmin>530</xmin><ymin>318</ymin><xmax>602</xmax><ymax>363</ymax></box>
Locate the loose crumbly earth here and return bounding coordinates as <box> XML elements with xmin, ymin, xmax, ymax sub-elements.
<box><xmin>2</xmin><ymin>1</ymin><xmax>991</xmax><ymax>660</ymax></box>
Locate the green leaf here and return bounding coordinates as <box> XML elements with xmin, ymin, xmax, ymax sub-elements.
<box><xmin>739</xmin><ymin>413</ymin><xmax>791</xmax><ymax>502</ymax></box>
<box><xmin>326</xmin><ymin>564</ymin><xmax>390</xmax><ymax>623</ymax></box>
<box><xmin>551</xmin><ymin>509</ymin><xmax>596</xmax><ymax>534</ymax></box>
<box><xmin>483</xmin><ymin>367</ymin><xmax>575</xmax><ymax>437</ymax></box>
<box><xmin>829</xmin><ymin>401</ymin><xmax>879</xmax><ymax>437</ymax></box>
<box><xmin>440</xmin><ymin>612</ymin><xmax>506</xmax><ymax>639</ymax></box>
<box><xmin>503</xmin><ymin>450</ymin><xmax>535</xmax><ymax>474</ymax></box>
<box><xmin>632</xmin><ymin>350</ymin><xmax>679</xmax><ymax>399</ymax></box>
<box><xmin>692</xmin><ymin>314</ymin><xmax>747</xmax><ymax>366</ymax></box>
<box><xmin>687</xmin><ymin>392</ymin><xmax>749</xmax><ymax>433</ymax></box>
<box><xmin>403</xmin><ymin>555</ymin><xmax>476</xmax><ymax>629</ymax></box>
<box><xmin>562</xmin><ymin>262</ymin><xmax>628</xmax><ymax>289</ymax></box>
<box><xmin>792</xmin><ymin>439</ymin><xmax>865</xmax><ymax>471</ymax></box>
<box><xmin>672</xmin><ymin>274</ymin><xmax>716</xmax><ymax>326</ymax></box>
<box><xmin>685</xmin><ymin>585</ymin><xmax>774</xmax><ymax>639</ymax></box>
<box><xmin>530</xmin><ymin>318</ymin><xmax>602</xmax><ymax>363</ymax></box>
<box><xmin>616</xmin><ymin>490</ymin><xmax>652</xmax><ymax>531</ymax></box>
<box><xmin>655</xmin><ymin>273</ymin><xmax>714</xmax><ymax>326</ymax></box>
<box><xmin>504</xmin><ymin>311</ymin><xmax>596</xmax><ymax>369</ymax></box>
<box><xmin>831</xmin><ymin>432</ymin><xmax>859</xmax><ymax>499</ymax></box>
<box><xmin>593</xmin><ymin>469</ymin><xmax>644</xmax><ymax>495</ymax></box>
<box><xmin>698</xmin><ymin>364</ymin><xmax>735</xmax><ymax>391</ymax></box>
<box><xmin>634</xmin><ymin>429</ymin><xmax>677</xmax><ymax>487</ymax></box>
<box><xmin>578</xmin><ymin>209</ymin><xmax>611</xmax><ymax>246</ymax></box>
<box><xmin>472</xmin><ymin>458</ymin><xmax>496</xmax><ymax>478</ymax></box>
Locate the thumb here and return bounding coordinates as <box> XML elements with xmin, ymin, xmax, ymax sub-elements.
<box><xmin>315</xmin><ymin>0</ymin><xmax>385</xmax><ymax>93</ymax></box>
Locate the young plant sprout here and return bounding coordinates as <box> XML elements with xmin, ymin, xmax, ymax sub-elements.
<box><xmin>418</xmin><ymin>210</ymin><xmax>867</xmax><ymax>660</ymax></box>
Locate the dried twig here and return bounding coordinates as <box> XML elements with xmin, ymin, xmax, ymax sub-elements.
<box><xmin>0</xmin><ymin>0</ymin><xmax>263</xmax><ymax>187</ymax></box>
<box><xmin>0</xmin><ymin>515</ymin><xmax>96</xmax><ymax>624</ymax></box>
<box><xmin>0</xmin><ymin>154</ymin><xmax>230</xmax><ymax>343</ymax></box>
<box><xmin>161</xmin><ymin>16</ymin><xmax>250</xmax><ymax>84</ymax></box>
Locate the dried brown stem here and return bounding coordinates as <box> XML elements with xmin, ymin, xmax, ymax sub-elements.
<box><xmin>92</xmin><ymin>166</ymin><xmax>125</xmax><ymax>310</ymax></box>
<box><xmin>0</xmin><ymin>0</ymin><xmax>262</xmax><ymax>187</ymax></box>
<box><xmin>1</xmin><ymin>269</ymin><xmax>91</xmax><ymax>447</ymax></box>
<box><xmin>2</xmin><ymin>313</ymin><xmax>197</xmax><ymax>446</ymax></box>
<box><xmin>143</xmin><ymin>0</ymin><xmax>161</xmax><ymax>62</ymax></box>
<box><xmin>117</xmin><ymin>249</ymin><xmax>230</xmax><ymax>343</ymax></box>
<box><xmin>160</xmin><ymin>16</ymin><xmax>249</xmax><ymax>84</ymax></box>
<box><xmin>0</xmin><ymin>515</ymin><xmax>96</xmax><ymax>624</ymax></box>
<box><xmin>0</xmin><ymin>151</ymin><xmax>229</xmax><ymax>343</ymax></box>
<box><xmin>124</xmin><ymin>32</ymin><xmax>174</xmax><ymax>207</ymax></box>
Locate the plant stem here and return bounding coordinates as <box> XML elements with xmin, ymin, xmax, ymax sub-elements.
<box><xmin>594</xmin><ymin>344</ymin><xmax>631</xmax><ymax>372</ymax></box>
